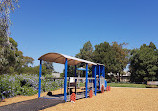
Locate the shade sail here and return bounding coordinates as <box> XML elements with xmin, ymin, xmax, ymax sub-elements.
<box><xmin>38</xmin><ymin>52</ymin><xmax>97</xmax><ymax>66</ymax></box>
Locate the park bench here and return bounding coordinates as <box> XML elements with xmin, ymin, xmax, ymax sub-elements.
<box><xmin>147</xmin><ymin>81</ymin><xmax>158</xmax><ymax>85</ymax></box>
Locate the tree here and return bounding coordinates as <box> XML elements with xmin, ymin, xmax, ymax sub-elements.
<box><xmin>111</xmin><ymin>42</ymin><xmax>129</xmax><ymax>81</ymax></box>
<box><xmin>76</xmin><ymin>41</ymin><xmax>93</xmax><ymax>62</ymax></box>
<box><xmin>75</xmin><ymin>41</ymin><xmax>94</xmax><ymax>76</ymax></box>
<box><xmin>0</xmin><ymin>37</ymin><xmax>35</xmax><ymax>74</ymax></box>
<box><xmin>42</xmin><ymin>61</ymin><xmax>54</xmax><ymax>74</ymax></box>
<box><xmin>0</xmin><ymin>37</ymin><xmax>22</xmax><ymax>74</ymax></box>
<box><xmin>93</xmin><ymin>42</ymin><xmax>129</xmax><ymax>82</ymax></box>
<box><xmin>0</xmin><ymin>0</ymin><xmax>19</xmax><ymax>74</ymax></box>
<box><xmin>22</xmin><ymin>56</ymin><xmax>34</xmax><ymax>67</ymax></box>
<box><xmin>0</xmin><ymin>0</ymin><xmax>19</xmax><ymax>45</ymax></box>
<box><xmin>129</xmin><ymin>42</ymin><xmax>158</xmax><ymax>83</ymax></box>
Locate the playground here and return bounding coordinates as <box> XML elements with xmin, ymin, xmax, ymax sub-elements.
<box><xmin>37</xmin><ymin>52</ymin><xmax>107</xmax><ymax>102</ymax></box>
<box><xmin>1</xmin><ymin>52</ymin><xmax>158</xmax><ymax>111</ymax></box>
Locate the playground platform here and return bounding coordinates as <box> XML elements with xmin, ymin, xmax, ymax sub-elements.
<box><xmin>42</xmin><ymin>91</ymin><xmax>89</xmax><ymax>101</ymax></box>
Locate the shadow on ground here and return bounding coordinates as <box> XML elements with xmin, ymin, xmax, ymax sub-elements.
<box><xmin>0</xmin><ymin>98</ymin><xmax>65</xmax><ymax>111</ymax></box>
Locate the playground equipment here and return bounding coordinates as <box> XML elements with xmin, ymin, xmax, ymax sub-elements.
<box><xmin>38</xmin><ymin>52</ymin><xmax>108</xmax><ymax>102</ymax></box>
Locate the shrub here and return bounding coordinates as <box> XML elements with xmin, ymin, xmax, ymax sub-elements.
<box><xmin>0</xmin><ymin>74</ymin><xmax>63</xmax><ymax>101</ymax></box>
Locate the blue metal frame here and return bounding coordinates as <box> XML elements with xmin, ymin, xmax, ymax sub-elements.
<box><xmin>98</xmin><ymin>65</ymin><xmax>100</xmax><ymax>90</ymax></box>
<box><xmin>85</xmin><ymin>63</ymin><xmax>88</xmax><ymax>98</ymax></box>
<box><xmin>75</xmin><ymin>65</ymin><xmax>77</xmax><ymax>77</ymax></box>
<box><xmin>38</xmin><ymin>60</ymin><xmax>42</xmax><ymax>98</ymax></box>
<box><xmin>64</xmin><ymin>58</ymin><xmax>68</xmax><ymax>102</ymax></box>
<box><xmin>103</xmin><ymin>66</ymin><xmax>105</xmax><ymax>78</ymax></box>
<box><xmin>98</xmin><ymin>65</ymin><xmax>100</xmax><ymax>77</ymax></box>
<box><xmin>94</xmin><ymin>65</ymin><xmax>97</xmax><ymax>96</ymax></box>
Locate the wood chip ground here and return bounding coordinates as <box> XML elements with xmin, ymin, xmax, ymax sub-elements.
<box><xmin>1</xmin><ymin>87</ymin><xmax>158</xmax><ymax>111</ymax></box>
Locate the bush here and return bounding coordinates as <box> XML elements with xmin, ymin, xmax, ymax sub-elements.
<box><xmin>0</xmin><ymin>74</ymin><xmax>63</xmax><ymax>101</ymax></box>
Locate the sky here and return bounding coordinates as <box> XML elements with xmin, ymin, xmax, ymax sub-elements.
<box><xmin>9</xmin><ymin>0</ymin><xmax>158</xmax><ymax>73</ymax></box>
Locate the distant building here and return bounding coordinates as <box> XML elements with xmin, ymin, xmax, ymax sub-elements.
<box><xmin>52</xmin><ymin>72</ymin><xmax>60</xmax><ymax>78</ymax></box>
<box><xmin>107</xmin><ymin>72</ymin><xmax>131</xmax><ymax>82</ymax></box>
<box><xmin>120</xmin><ymin>72</ymin><xmax>131</xmax><ymax>82</ymax></box>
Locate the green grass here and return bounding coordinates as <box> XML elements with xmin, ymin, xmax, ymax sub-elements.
<box><xmin>107</xmin><ymin>83</ymin><xmax>146</xmax><ymax>88</ymax></box>
<box><xmin>79</xmin><ymin>83</ymin><xmax>85</xmax><ymax>87</ymax></box>
<box><xmin>78</xmin><ymin>82</ymin><xmax>158</xmax><ymax>88</ymax></box>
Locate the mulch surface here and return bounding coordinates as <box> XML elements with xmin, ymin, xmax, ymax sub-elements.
<box><xmin>0</xmin><ymin>98</ymin><xmax>65</xmax><ymax>111</ymax></box>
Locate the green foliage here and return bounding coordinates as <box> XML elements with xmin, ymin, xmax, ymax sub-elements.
<box><xmin>1</xmin><ymin>37</ymin><xmax>55</xmax><ymax>75</ymax></box>
<box><xmin>107</xmin><ymin>83</ymin><xmax>146</xmax><ymax>88</ymax></box>
<box><xmin>0</xmin><ymin>0</ymin><xmax>22</xmax><ymax>75</ymax></box>
<box><xmin>72</xmin><ymin>41</ymin><xmax>129</xmax><ymax>81</ymax></box>
<box><xmin>67</xmin><ymin>65</ymin><xmax>75</xmax><ymax>77</ymax></box>
<box><xmin>76</xmin><ymin>41</ymin><xmax>93</xmax><ymax>62</ymax></box>
<box><xmin>0</xmin><ymin>0</ymin><xmax>19</xmax><ymax>71</ymax></box>
<box><xmin>93</xmin><ymin>42</ymin><xmax>129</xmax><ymax>82</ymax></box>
<box><xmin>9</xmin><ymin>37</ymin><xmax>18</xmax><ymax>47</ymax></box>
<box><xmin>19</xmin><ymin>63</ymin><xmax>54</xmax><ymax>75</ymax></box>
<box><xmin>0</xmin><ymin>37</ymin><xmax>34</xmax><ymax>74</ymax></box>
<box><xmin>129</xmin><ymin>42</ymin><xmax>158</xmax><ymax>82</ymax></box>
<box><xmin>22</xmin><ymin>56</ymin><xmax>34</xmax><ymax>67</ymax></box>
<box><xmin>0</xmin><ymin>0</ymin><xmax>19</xmax><ymax>39</ymax></box>
<box><xmin>0</xmin><ymin>74</ymin><xmax>63</xmax><ymax>100</ymax></box>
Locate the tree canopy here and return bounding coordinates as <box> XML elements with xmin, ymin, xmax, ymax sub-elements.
<box><xmin>129</xmin><ymin>42</ymin><xmax>158</xmax><ymax>82</ymax></box>
<box><xmin>76</xmin><ymin>41</ymin><xmax>93</xmax><ymax>61</ymax></box>
<box><xmin>0</xmin><ymin>0</ymin><xmax>20</xmax><ymax>74</ymax></box>
<box><xmin>93</xmin><ymin>42</ymin><xmax>129</xmax><ymax>73</ymax></box>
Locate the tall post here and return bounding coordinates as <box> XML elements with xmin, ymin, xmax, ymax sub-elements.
<box><xmin>85</xmin><ymin>63</ymin><xmax>88</xmax><ymax>98</ymax></box>
<box><xmin>98</xmin><ymin>65</ymin><xmax>100</xmax><ymax>77</ymax></box>
<box><xmin>64</xmin><ymin>58</ymin><xmax>68</xmax><ymax>102</ymax></box>
<box><xmin>103</xmin><ymin>66</ymin><xmax>105</xmax><ymax>78</ymax></box>
<box><xmin>75</xmin><ymin>65</ymin><xmax>77</xmax><ymax>77</ymax></box>
<box><xmin>94</xmin><ymin>65</ymin><xmax>97</xmax><ymax>96</ymax></box>
<box><xmin>38</xmin><ymin>60</ymin><xmax>42</xmax><ymax>98</ymax></box>
<box><xmin>98</xmin><ymin>65</ymin><xmax>100</xmax><ymax>90</ymax></box>
<box><xmin>75</xmin><ymin>65</ymin><xmax>77</xmax><ymax>93</ymax></box>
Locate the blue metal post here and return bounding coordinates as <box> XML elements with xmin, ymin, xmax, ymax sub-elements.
<box><xmin>98</xmin><ymin>65</ymin><xmax>100</xmax><ymax>77</ymax></box>
<box><xmin>75</xmin><ymin>65</ymin><xmax>77</xmax><ymax>77</ymax></box>
<box><xmin>38</xmin><ymin>60</ymin><xmax>42</xmax><ymax>98</ymax></box>
<box><xmin>64</xmin><ymin>58</ymin><xmax>68</xmax><ymax>102</ymax></box>
<box><xmin>103</xmin><ymin>66</ymin><xmax>105</xmax><ymax>78</ymax></box>
<box><xmin>75</xmin><ymin>65</ymin><xmax>77</xmax><ymax>93</ymax></box>
<box><xmin>94</xmin><ymin>65</ymin><xmax>97</xmax><ymax>96</ymax></box>
<box><xmin>98</xmin><ymin>65</ymin><xmax>100</xmax><ymax>90</ymax></box>
<box><xmin>85</xmin><ymin>63</ymin><xmax>88</xmax><ymax>98</ymax></box>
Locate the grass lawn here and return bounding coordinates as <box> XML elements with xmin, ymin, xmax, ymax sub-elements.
<box><xmin>107</xmin><ymin>83</ymin><xmax>146</xmax><ymax>88</ymax></box>
<box><xmin>80</xmin><ymin>82</ymin><xmax>147</xmax><ymax>88</ymax></box>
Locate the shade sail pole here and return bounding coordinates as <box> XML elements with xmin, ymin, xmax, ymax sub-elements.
<box><xmin>38</xmin><ymin>60</ymin><xmax>42</xmax><ymax>98</ymax></box>
<box><xmin>85</xmin><ymin>63</ymin><xmax>88</xmax><ymax>98</ymax></box>
<box><xmin>64</xmin><ymin>58</ymin><xmax>68</xmax><ymax>102</ymax></box>
<box><xmin>75</xmin><ymin>65</ymin><xmax>77</xmax><ymax>93</ymax></box>
<box><xmin>75</xmin><ymin>65</ymin><xmax>77</xmax><ymax>77</ymax></box>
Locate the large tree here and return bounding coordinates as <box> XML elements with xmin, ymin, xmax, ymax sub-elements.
<box><xmin>76</xmin><ymin>41</ymin><xmax>93</xmax><ymax>61</ymax></box>
<box><xmin>0</xmin><ymin>37</ymin><xmax>23</xmax><ymax>74</ymax></box>
<box><xmin>129</xmin><ymin>42</ymin><xmax>158</xmax><ymax>83</ymax></box>
<box><xmin>93</xmin><ymin>42</ymin><xmax>129</xmax><ymax>81</ymax></box>
<box><xmin>0</xmin><ymin>0</ymin><xmax>19</xmax><ymax>46</ymax></box>
<box><xmin>0</xmin><ymin>0</ymin><xmax>19</xmax><ymax>74</ymax></box>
